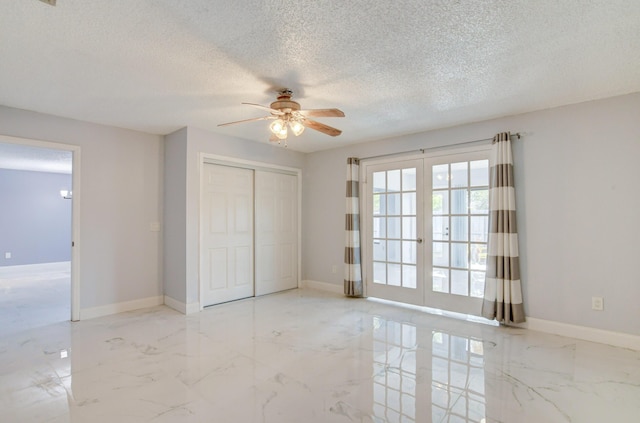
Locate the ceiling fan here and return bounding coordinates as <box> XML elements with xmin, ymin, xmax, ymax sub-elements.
<box><xmin>218</xmin><ymin>89</ymin><xmax>345</xmax><ymax>146</ymax></box>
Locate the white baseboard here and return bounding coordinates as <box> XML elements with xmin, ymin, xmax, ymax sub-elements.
<box><xmin>301</xmin><ymin>280</ymin><xmax>343</xmax><ymax>294</ymax></box>
<box><xmin>302</xmin><ymin>279</ymin><xmax>640</xmax><ymax>351</ymax></box>
<box><xmin>163</xmin><ymin>295</ymin><xmax>186</xmax><ymax>314</ymax></box>
<box><xmin>516</xmin><ymin>317</ymin><xmax>640</xmax><ymax>351</ymax></box>
<box><xmin>80</xmin><ymin>295</ymin><xmax>164</xmax><ymax>320</ymax></box>
<box><xmin>163</xmin><ymin>295</ymin><xmax>200</xmax><ymax>315</ymax></box>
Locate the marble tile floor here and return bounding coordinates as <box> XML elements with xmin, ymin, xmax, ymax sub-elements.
<box><xmin>0</xmin><ymin>262</ymin><xmax>70</xmax><ymax>337</ymax></box>
<box><xmin>1</xmin><ymin>288</ymin><xmax>639</xmax><ymax>423</ymax></box>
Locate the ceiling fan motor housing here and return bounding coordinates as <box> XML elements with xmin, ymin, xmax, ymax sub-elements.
<box><xmin>270</xmin><ymin>90</ymin><xmax>300</xmax><ymax>114</ymax></box>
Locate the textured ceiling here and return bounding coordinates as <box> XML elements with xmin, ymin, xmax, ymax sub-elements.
<box><xmin>0</xmin><ymin>141</ymin><xmax>72</xmax><ymax>174</ymax></box>
<box><xmin>0</xmin><ymin>0</ymin><xmax>639</xmax><ymax>153</ymax></box>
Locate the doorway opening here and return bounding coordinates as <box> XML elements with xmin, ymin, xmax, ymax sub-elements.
<box><xmin>0</xmin><ymin>135</ymin><xmax>80</xmax><ymax>332</ymax></box>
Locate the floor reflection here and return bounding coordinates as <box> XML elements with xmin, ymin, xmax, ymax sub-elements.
<box><xmin>372</xmin><ymin>316</ymin><xmax>418</xmax><ymax>422</ymax></box>
<box><xmin>431</xmin><ymin>331</ymin><xmax>485</xmax><ymax>422</ymax></box>
<box><xmin>372</xmin><ymin>316</ymin><xmax>487</xmax><ymax>422</ymax></box>
<box><xmin>2</xmin><ymin>289</ymin><xmax>639</xmax><ymax>422</ymax></box>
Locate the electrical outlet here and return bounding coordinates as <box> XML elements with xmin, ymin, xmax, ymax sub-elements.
<box><xmin>592</xmin><ymin>297</ymin><xmax>604</xmax><ymax>311</ymax></box>
<box><xmin>332</xmin><ymin>265</ymin><xmax>337</xmax><ymax>274</ymax></box>
<box><xmin>4</xmin><ymin>252</ymin><xmax>10</xmax><ymax>259</ymax></box>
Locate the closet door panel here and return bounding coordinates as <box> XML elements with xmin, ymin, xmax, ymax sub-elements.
<box><xmin>255</xmin><ymin>171</ymin><xmax>298</xmax><ymax>296</ymax></box>
<box><xmin>201</xmin><ymin>164</ymin><xmax>254</xmax><ymax>307</ymax></box>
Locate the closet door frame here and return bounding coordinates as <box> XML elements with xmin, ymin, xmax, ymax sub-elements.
<box><xmin>198</xmin><ymin>153</ymin><xmax>301</xmax><ymax>310</ymax></box>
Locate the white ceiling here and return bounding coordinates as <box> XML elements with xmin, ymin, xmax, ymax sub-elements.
<box><xmin>1</xmin><ymin>0</ymin><xmax>639</xmax><ymax>153</ymax></box>
<box><xmin>0</xmin><ymin>141</ymin><xmax>72</xmax><ymax>174</ymax></box>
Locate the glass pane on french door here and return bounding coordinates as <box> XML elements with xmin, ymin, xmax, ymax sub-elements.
<box><xmin>426</xmin><ymin>153</ymin><xmax>490</xmax><ymax>314</ymax></box>
<box><xmin>366</xmin><ymin>159</ymin><xmax>424</xmax><ymax>305</ymax></box>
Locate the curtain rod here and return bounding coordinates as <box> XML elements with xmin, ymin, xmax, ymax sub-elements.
<box><xmin>359</xmin><ymin>132</ymin><xmax>521</xmax><ymax>161</ymax></box>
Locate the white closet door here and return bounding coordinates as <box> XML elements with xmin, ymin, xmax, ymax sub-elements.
<box><xmin>201</xmin><ymin>163</ymin><xmax>254</xmax><ymax>306</ymax></box>
<box><xmin>255</xmin><ymin>170</ymin><xmax>298</xmax><ymax>296</ymax></box>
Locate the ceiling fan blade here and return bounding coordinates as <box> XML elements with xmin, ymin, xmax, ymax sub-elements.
<box><xmin>303</xmin><ymin>119</ymin><xmax>342</xmax><ymax>137</ymax></box>
<box><xmin>218</xmin><ymin>116</ymin><xmax>275</xmax><ymax>127</ymax></box>
<box><xmin>298</xmin><ymin>108</ymin><xmax>345</xmax><ymax>118</ymax></box>
<box><xmin>242</xmin><ymin>103</ymin><xmax>285</xmax><ymax>115</ymax></box>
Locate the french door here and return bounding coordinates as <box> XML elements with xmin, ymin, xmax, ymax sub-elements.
<box><xmin>364</xmin><ymin>149</ymin><xmax>490</xmax><ymax>315</ymax></box>
<box><xmin>365</xmin><ymin>159</ymin><xmax>424</xmax><ymax>305</ymax></box>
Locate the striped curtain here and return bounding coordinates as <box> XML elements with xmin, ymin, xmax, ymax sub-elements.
<box><xmin>344</xmin><ymin>157</ymin><xmax>363</xmax><ymax>297</ymax></box>
<box><xmin>482</xmin><ymin>132</ymin><xmax>526</xmax><ymax>323</ymax></box>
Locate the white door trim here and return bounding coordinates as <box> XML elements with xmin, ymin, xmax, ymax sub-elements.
<box><xmin>198</xmin><ymin>153</ymin><xmax>302</xmax><ymax>311</ymax></box>
<box><xmin>0</xmin><ymin>134</ymin><xmax>81</xmax><ymax>321</ymax></box>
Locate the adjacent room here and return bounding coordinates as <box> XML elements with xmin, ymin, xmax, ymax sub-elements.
<box><xmin>0</xmin><ymin>1</ymin><xmax>639</xmax><ymax>422</ymax></box>
<box><xmin>0</xmin><ymin>143</ymin><xmax>73</xmax><ymax>335</ymax></box>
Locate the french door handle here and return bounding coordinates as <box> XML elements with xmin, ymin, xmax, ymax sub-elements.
<box><xmin>413</xmin><ymin>238</ymin><xmax>423</xmax><ymax>244</ymax></box>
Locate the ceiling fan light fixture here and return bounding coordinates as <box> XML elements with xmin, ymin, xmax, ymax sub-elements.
<box><xmin>289</xmin><ymin>120</ymin><xmax>305</xmax><ymax>136</ymax></box>
<box><xmin>275</xmin><ymin>128</ymin><xmax>288</xmax><ymax>139</ymax></box>
<box><xmin>269</xmin><ymin>118</ymin><xmax>285</xmax><ymax>134</ymax></box>
<box><xmin>275</xmin><ymin>125</ymin><xmax>288</xmax><ymax>140</ymax></box>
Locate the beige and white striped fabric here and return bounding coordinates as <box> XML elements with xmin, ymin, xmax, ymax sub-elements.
<box><xmin>344</xmin><ymin>157</ymin><xmax>363</xmax><ymax>297</ymax></box>
<box><xmin>482</xmin><ymin>132</ymin><xmax>526</xmax><ymax>323</ymax></box>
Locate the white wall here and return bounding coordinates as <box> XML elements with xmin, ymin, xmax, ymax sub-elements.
<box><xmin>0</xmin><ymin>106</ymin><xmax>163</xmax><ymax>312</ymax></box>
<box><xmin>164</xmin><ymin>126</ymin><xmax>306</xmax><ymax>309</ymax></box>
<box><xmin>303</xmin><ymin>92</ymin><xmax>640</xmax><ymax>336</ymax></box>
<box><xmin>4</xmin><ymin>90</ymin><xmax>637</xmax><ymax>336</ymax></box>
